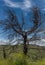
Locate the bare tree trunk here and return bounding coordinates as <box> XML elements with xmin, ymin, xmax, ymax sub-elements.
<box><xmin>3</xmin><ymin>47</ymin><xmax>6</xmax><ymax>59</ymax></box>
<box><xmin>23</xmin><ymin>34</ymin><xmax>28</xmax><ymax>55</ymax></box>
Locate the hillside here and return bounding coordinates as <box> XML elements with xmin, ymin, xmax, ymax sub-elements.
<box><xmin>0</xmin><ymin>44</ymin><xmax>45</xmax><ymax>65</ymax></box>
<box><xmin>0</xmin><ymin>44</ymin><xmax>45</xmax><ymax>59</ymax></box>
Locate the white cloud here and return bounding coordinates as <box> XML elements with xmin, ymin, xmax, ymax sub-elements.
<box><xmin>41</xmin><ymin>39</ymin><xmax>45</xmax><ymax>42</ymax></box>
<box><xmin>42</xmin><ymin>8</ymin><xmax>45</xmax><ymax>11</ymax></box>
<box><xmin>4</xmin><ymin>0</ymin><xmax>21</xmax><ymax>7</ymax></box>
<box><xmin>3</xmin><ymin>0</ymin><xmax>31</xmax><ymax>11</ymax></box>
<box><xmin>24</xmin><ymin>0</ymin><xmax>31</xmax><ymax>8</ymax></box>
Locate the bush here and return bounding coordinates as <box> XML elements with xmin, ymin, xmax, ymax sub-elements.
<box><xmin>15</xmin><ymin>58</ymin><xmax>28</xmax><ymax>65</ymax></box>
<box><xmin>8</xmin><ymin>53</ymin><xmax>29</xmax><ymax>65</ymax></box>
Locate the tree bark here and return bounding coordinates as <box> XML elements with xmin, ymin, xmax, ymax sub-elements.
<box><xmin>3</xmin><ymin>47</ymin><xmax>6</xmax><ymax>59</ymax></box>
<box><xmin>23</xmin><ymin>34</ymin><xmax>28</xmax><ymax>55</ymax></box>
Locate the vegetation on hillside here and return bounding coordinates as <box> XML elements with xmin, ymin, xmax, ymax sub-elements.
<box><xmin>0</xmin><ymin>44</ymin><xmax>45</xmax><ymax>65</ymax></box>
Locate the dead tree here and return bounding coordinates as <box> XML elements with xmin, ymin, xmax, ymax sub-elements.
<box><xmin>0</xmin><ymin>7</ymin><xmax>42</xmax><ymax>55</ymax></box>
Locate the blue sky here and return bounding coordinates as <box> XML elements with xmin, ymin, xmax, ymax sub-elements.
<box><xmin>0</xmin><ymin>0</ymin><xmax>45</xmax><ymax>20</ymax></box>
<box><xmin>0</xmin><ymin>0</ymin><xmax>45</xmax><ymax>42</ymax></box>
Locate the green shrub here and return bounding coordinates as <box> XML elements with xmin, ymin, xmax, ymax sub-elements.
<box><xmin>8</xmin><ymin>53</ymin><xmax>29</xmax><ymax>65</ymax></box>
<box><xmin>15</xmin><ymin>58</ymin><xmax>28</xmax><ymax>65</ymax></box>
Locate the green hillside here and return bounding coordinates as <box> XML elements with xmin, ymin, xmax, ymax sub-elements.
<box><xmin>0</xmin><ymin>44</ymin><xmax>45</xmax><ymax>65</ymax></box>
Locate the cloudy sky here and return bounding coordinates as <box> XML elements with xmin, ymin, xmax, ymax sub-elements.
<box><xmin>0</xmin><ymin>0</ymin><xmax>45</xmax><ymax>19</ymax></box>
<box><xmin>0</xmin><ymin>0</ymin><xmax>45</xmax><ymax>43</ymax></box>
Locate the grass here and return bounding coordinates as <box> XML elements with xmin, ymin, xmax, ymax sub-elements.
<box><xmin>0</xmin><ymin>53</ymin><xmax>45</xmax><ymax>65</ymax></box>
<box><xmin>0</xmin><ymin>44</ymin><xmax>45</xmax><ymax>65</ymax></box>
